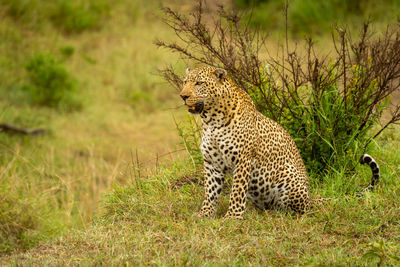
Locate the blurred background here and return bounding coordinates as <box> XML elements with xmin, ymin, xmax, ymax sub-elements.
<box><xmin>0</xmin><ymin>0</ymin><xmax>399</xmax><ymax>254</ymax></box>
<box><xmin>235</xmin><ymin>0</ymin><xmax>400</xmax><ymax>35</ymax></box>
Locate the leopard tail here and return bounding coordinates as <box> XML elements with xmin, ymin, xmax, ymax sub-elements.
<box><xmin>356</xmin><ymin>153</ymin><xmax>380</xmax><ymax>196</ymax></box>
<box><xmin>312</xmin><ymin>154</ymin><xmax>380</xmax><ymax>206</ymax></box>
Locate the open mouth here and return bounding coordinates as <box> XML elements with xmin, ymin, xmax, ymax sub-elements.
<box><xmin>187</xmin><ymin>102</ymin><xmax>204</xmax><ymax>114</ymax></box>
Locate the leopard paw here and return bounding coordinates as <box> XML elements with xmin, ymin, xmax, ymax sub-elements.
<box><xmin>223</xmin><ymin>212</ymin><xmax>243</xmax><ymax>220</ymax></box>
<box><xmin>195</xmin><ymin>208</ymin><xmax>215</xmax><ymax>218</ymax></box>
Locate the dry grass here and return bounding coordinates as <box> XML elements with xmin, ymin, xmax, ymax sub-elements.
<box><xmin>0</xmin><ymin>0</ymin><xmax>188</xmax><ymax>253</ymax></box>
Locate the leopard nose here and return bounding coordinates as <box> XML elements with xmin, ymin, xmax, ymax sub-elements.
<box><xmin>180</xmin><ymin>95</ymin><xmax>189</xmax><ymax>101</ymax></box>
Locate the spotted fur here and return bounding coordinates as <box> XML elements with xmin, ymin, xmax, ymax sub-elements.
<box><xmin>180</xmin><ymin>66</ymin><xmax>380</xmax><ymax>218</ymax></box>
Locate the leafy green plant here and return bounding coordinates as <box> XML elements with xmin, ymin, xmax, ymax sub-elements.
<box><xmin>23</xmin><ymin>52</ymin><xmax>81</xmax><ymax>110</ymax></box>
<box><xmin>51</xmin><ymin>0</ymin><xmax>110</xmax><ymax>33</ymax></box>
<box><xmin>60</xmin><ymin>45</ymin><xmax>75</xmax><ymax>59</ymax></box>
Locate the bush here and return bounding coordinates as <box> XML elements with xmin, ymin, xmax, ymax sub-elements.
<box><xmin>23</xmin><ymin>52</ymin><xmax>81</xmax><ymax>110</ymax></box>
<box><xmin>2</xmin><ymin>0</ymin><xmax>40</xmax><ymax>20</ymax></box>
<box><xmin>156</xmin><ymin>3</ymin><xmax>400</xmax><ymax>176</ymax></box>
<box><xmin>0</xmin><ymin>0</ymin><xmax>110</xmax><ymax>33</ymax></box>
<box><xmin>51</xmin><ymin>0</ymin><xmax>110</xmax><ymax>33</ymax></box>
<box><xmin>252</xmin><ymin>60</ymin><xmax>387</xmax><ymax>174</ymax></box>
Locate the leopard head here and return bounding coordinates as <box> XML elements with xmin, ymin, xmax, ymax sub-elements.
<box><xmin>179</xmin><ymin>66</ymin><xmax>227</xmax><ymax>114</ymax></box>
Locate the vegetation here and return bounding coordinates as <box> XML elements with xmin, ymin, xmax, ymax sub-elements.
<box><xmin>1</xmin><ymin>140</ymin><xmax>400</xmax><ymax>265</ymax></box>
<box><xmin>0</xmin><ymin>0</ymin><xmax>399</xmax><ymax>265</ymax></box>
<box><xmin>234</xmin><ymin>0</ymin><xmax>400</xmax><ymax>36</ymax></box>
<box><xmin>0</xmin><ymin>0</ymin><xmax>184</xmax><ymax>254</ymax></box>
<box><xmin>0</xmin><ymin>0</ymin><xmax>110</xmax><ymax>33</ymax></box>
<box><xmin>23</xmin><ymin>52</ymin><xmax>81</xmax><ymax>110</ymax></box>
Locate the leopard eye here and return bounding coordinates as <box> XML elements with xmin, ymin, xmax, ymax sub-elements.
<box><xmin>195</xmin><ymin>81</ymin><xmax>204</xmax><ymax>86</ymax></box>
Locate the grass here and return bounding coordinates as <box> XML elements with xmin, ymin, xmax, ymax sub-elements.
<box><xmin>0</xmin><ymin>0</ymin><xmax>187</xmax><ymax>254</ymax></box>
<box><xmin>1</xmin><ymin>127</ymin><xmax>399</xmax><ymax>265</ymax></box>
<box><xmin>0</xmin><ymin>0</ymin><xmax>399</xmax><ymax>264</ymax></box>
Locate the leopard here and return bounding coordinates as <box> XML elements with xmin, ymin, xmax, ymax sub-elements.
<box><xmin>179</xmin><ymin>65</ymin><xmax>380</xmax><ymax>219</ymax></box>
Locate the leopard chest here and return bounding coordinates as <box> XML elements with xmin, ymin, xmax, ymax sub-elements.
<box><xmin>201</xmin><ymin>125</ymin><xmax>243</xmax><ymax>171</ymax></box>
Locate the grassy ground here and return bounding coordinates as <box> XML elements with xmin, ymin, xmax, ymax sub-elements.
<box><xmin>1</xmin><ymin>127</ymin><xmax>399</xmax><ymax>265</ymax></box>
<box><xmin>0</xmin><ymin>0</ymin><xmax>187</xmax><ymax>253</ymax></box>
<box><xmin>1</xmin><ymin>0</ymin><xmax>399</xmax><ymax>265</ymax></box>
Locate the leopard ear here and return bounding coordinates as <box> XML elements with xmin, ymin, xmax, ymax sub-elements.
<box><xmin>214</xmin><ymin>68</ymin><xmax>227</xmax><ymax>80</ymax></box>
<box><xmin>186</xmin><ymin>67</ymin><xmax>191</xmax><ymax>75</ymax></box>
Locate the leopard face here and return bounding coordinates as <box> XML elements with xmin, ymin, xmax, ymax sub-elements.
<box><xmin>179</xmin><ymin>66</ymin><xmax>227</xmax><ymax>114</ymax></box>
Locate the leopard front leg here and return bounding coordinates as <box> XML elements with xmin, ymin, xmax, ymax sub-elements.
<box><xmin>197</xmin><ymin>160</ymin><xmax>226</xmax><ymax>218</ymax></box>
<box><xmin>224</xmin><ymin>158</ymin><xmax>251</xmax><ymax>219</ymax></box>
